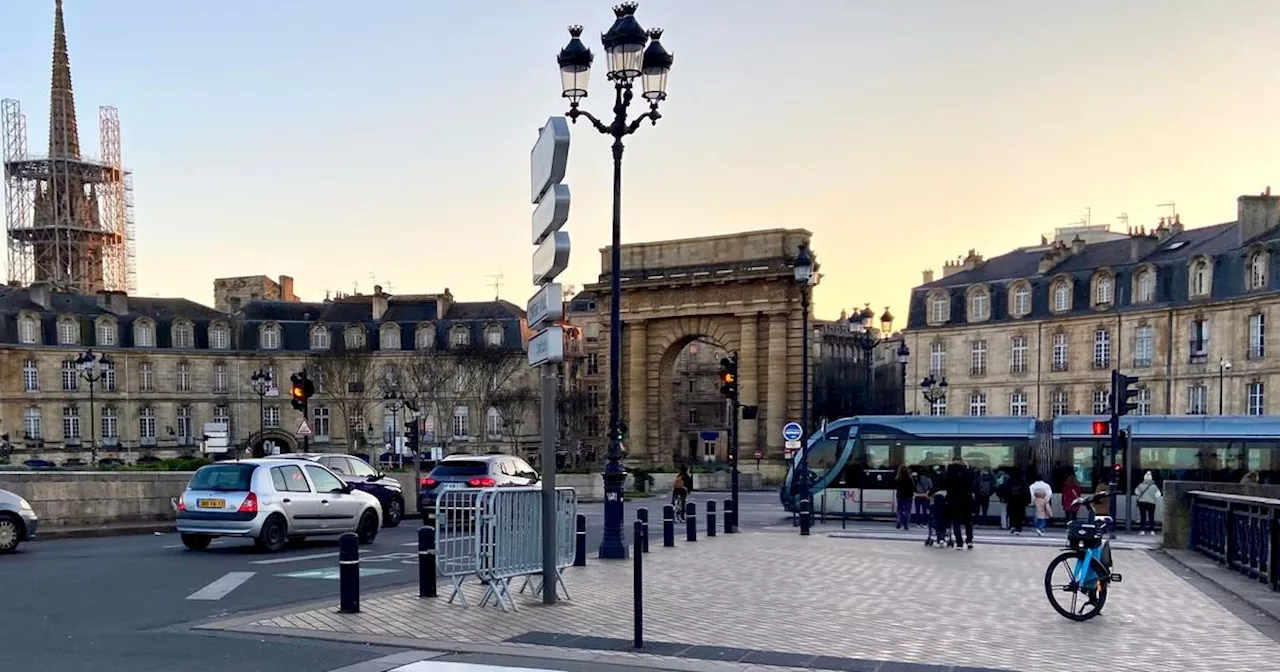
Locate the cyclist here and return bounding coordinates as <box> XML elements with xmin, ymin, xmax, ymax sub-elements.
<box><xmin>672</xmin><ymin>466</ymin><xmax>690</xmax><ymax>521</ymax></box>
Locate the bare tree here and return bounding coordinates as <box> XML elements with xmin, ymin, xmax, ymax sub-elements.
<box><xmin>457</xmin><ymin>344</ymin><xmax>525</xmax><ymax>416</ymax></box>
<box><xmin>307</xmin><ymin>347</ymin><xmax>376</xmax><ymax>452</ymax></box>
<box><xmin>489</xmin><ymin>385</ymin><xmax>539</xmax><ymax>455</ymax></box>
<box><xmin>557</xmin><ymin>389</ymin><xmax>594</xmax><ymax>467</ymax></box>
<box><xmin>397</xmin><ymin>349</ymin><xmax>452</xmax><ymax>451</ymax></box>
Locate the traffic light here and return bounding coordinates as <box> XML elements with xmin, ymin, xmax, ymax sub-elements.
<box><xmin>719</xmin><ymin>353</ymin><xmax>739</xmax><ymax>401</ymax></box>
<box><xmin>289</xmin><ymin>371</ymin><xmax>315</xmax><ymax>412</ymax></box>
<box><xmin>1110</xmin><ymin>370</ymin><xmax>1140</xmax><ymax>417</ymax></box>
<box><xmin>405</xmin><ymin>418</ymin><xmax>420</xmax><ymax>455</ymax></box>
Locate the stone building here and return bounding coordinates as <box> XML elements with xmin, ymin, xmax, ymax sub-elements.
<box><xmin>213</xmin><ymin>275</ymin><xmax>300</xmax><ymax>312</ymax></box>
<box><xmin>903</xmin><ymin>189</ymin><xmax>1280</xmax><ymax>418</ymax></box>
<box><xmin>669</xmin><ymin>338</ymin><xmax>731</xmax><ymax>464</ymax></box>
<box><xmin>811</xmin><ymin>310</ymin><xmax>907</xmax><ymax>423</ymax></box>
<box><xmin>0</xmin><ymin>281</ymin><xmax>535</xmax><ymax>465</ymax></box>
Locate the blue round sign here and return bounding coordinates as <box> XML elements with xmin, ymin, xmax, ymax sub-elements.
<box><xmin>782</xmin><ymin>422</ymin><xmax>803</xmax><ymax>442</ymax></box>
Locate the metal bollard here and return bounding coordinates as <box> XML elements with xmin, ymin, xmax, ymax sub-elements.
<box><xmin>339</xmin><ymin>532</ymin><xmax>360</xmax><ymax>613</ymax></box>
<box><xmin>418</xmin><ymin>526</ymin><xmax>436</xmax><ymax>598</ymax></box>
<box><xmin>706</xmin><ymin>500</ymin><xmax>717</xmax><ymax>537</ymax></box>
<box><xmin>723</xmin><ymin>498</ymin><xmax>735</xmax><ymax>533</ymax></box>
<box><xmin>841</xmin><ymin>493</ymin><xmax>847</xmax><ymax>530</ymax></box>
<box><xmin>799</xmin><ymin>498</ymin><xmax>812</xmax><ymax>536</ymax></box>
<box><xmin>662</xmin><ymin>505</ymin><xmax>675</xmax><ymax>547</ymax></box>
<box><xmin>573</xmin><ymin>514</ymin><xmax>587</xmax><ymax>566</ymax></box>
<box><xmin>685</xmin><ymin>502</ymin><xmax>697</xmax><ymax>541</ymax></box>
<box><xmin>633</xmin><ymin>520</ymin><xmax>644</xmax><ymax>649</ymax></box>
<box><xmin>637</xmin><ymin>507</ymin><xmax>650</xmax><ymax>553</ymax></box>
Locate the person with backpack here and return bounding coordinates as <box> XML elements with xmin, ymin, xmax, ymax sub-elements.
<box><xmin>912</xmin><ymin>469</ymin><xmax>932</xmax><ymax>528</ymax></box>
<box><xmin>944</xmin><ymin>457</ymin><xmax>976</xmax><ymax>549</ymax></box>
<box><xmin>894</xmin><ymin>465</ymin><xmax>915</xmax><ymax>530</ymax></box>
<box><xmin>973</xmin><ymin>467</ymin><xmax>996</xmax><ymax>521</ymax></box>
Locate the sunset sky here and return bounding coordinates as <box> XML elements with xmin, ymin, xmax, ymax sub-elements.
<box><xmin>3</xmin><ymin>0</ymin><xmax>1280</xmax><ymax>323</ymax></box>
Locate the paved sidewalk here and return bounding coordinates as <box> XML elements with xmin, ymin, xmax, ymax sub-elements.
<box><xmin>201</xmin><ymin>531</ymin><xmax>1279</xmax><ymax>672</ymax></box>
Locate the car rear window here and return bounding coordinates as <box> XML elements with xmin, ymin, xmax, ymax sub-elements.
<box><xmin>189</xmin><ymin>464</ymin><xmax>256</xmax><ymax>491</ymax></box>
<box><xmin>429</xmin><ymin>461</ymin><xmax>490</xmax><ymax>477</ymax></box>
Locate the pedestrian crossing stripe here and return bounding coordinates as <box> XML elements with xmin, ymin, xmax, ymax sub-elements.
<box><xmin>278</xmin><ymin>567</ymin><xmax>399</xmax><ymax>580</ymax></box>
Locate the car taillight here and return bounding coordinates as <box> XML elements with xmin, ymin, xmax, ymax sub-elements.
<box><xmin>177</xmin><ymin>500</ymin><xmax>186</xmax><ymax>512</ymax></box>
<box><xmin>467</xmin><ymin>477</ymin><xmax>495</xmax><ymax>487</ymax></box>
<box><xmin>421</xmin><ymin>477</ymin><xmax>437</xmax><ymax>488</ymax></box>
<box><xmin>238</xmin><ymin>492</ymin><xmax>259</xmax><ymax>514</ymax></box>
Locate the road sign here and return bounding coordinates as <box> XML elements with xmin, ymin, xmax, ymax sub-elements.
<box><xmin>785</xmin><ymin>439</ymin><xmax>801</xmax><ymax>450</ymax></box>
<box><xmin>532</xmin><ymin>183</ymin><xmax>571</xmax><ymax>245</ymax></box>
<box><xmin>527</xmin><ymin>282</ymin><xmax>564</xmax><ymax>330</ymax></box>
<box><xmin>528</xmin><ymin>326</ymin><xmax>565</xmax><ymax>366</ymax></box>
<box><xmin>754</xmin><ymin>449</ymin><xmax>764</xmax><ymax>459</ymax></box>
<box><xmin>530</xmin><ymin>117</ymin><xmax>570</xmax><ymax>203</ymax></box>
<box><xmin>782</xmin><ymin>422</ymin><xmax>803</xmax><ymax>442</ymax></box>
<box><xmin>532</xmin><ymin>230</ymin><xmax>571</xmax><ymax>285</ymax></box>
<box><xmin>296</xmin><ymin>419</ymin><xmax>313</xmax><ymax>436</ymax></box>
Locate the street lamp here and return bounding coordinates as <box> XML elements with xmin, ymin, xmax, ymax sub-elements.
<box><xmin>848</xmin><ymin>305</ymin><xmax>897</xmax><ymax>413</ymax></box>
<box><xmin>1219</xmin><ymin>357</ymin><xmax>1232</xmax><ymax>415</ymax></box>
<box><xmin>384</xmin><ymin>389</ymin><xmax>403</xmax><ymax>468</ymax></box>
<box><xmin>921</xmin><ymin>374</ymin><xmax>948</xmax><ymax>415</ymax></box>
<box><xmin>250</xmin><ymin>369</ymin><xmax>272</xmax><ymax>457</ymax></box>
<box><xmin>557</xmin><ymin>1</ymin><xmax>674</xmax><ymax>560</ymax></box>
<box><xmin>793</xmin><ymin>243</ymin><xmax>815</xmax><ymax>535</ymax></box>
<box><xmin>74</xmin><ymin>350</ymin><xmax>112</xmax><ymax>465</ymax></box>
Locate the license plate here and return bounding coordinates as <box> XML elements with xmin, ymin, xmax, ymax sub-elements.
<box><xmin>197</xmin><ymin>498</ymin><xmax>225</xmax><ymax>508</ymax></box>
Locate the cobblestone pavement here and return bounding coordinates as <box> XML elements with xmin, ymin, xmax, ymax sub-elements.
<box><xmin>218</xmin><ymin>532</ymin><xmax>1280</xmax><ymax>672</ymax></box>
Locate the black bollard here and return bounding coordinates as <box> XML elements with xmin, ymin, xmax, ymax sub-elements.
<box><xmin>633</xmin><ymin>520</ymin><xmax>644</xmax><ymax>649</ymax></box>
<box><xmin>418</xmin><ymin>526</ymin><xmax>436</xmax><ymax>598</ymax></box>
<box><xmin>574</xmin><ymin>514</ymin><xmax>587</xmax><ymax>567</ymax></box>
<box><xmin>841</xmin><ymin>493</ymin><xmax>847</xmax><ymax>530</ymax></box>
<box><xmin>799</xmin><ymin>498</ymin><xmax>812</xmax><ymax>536</ymax></box>
<box><xmin>685</xmin><ymin>501</ymin><xmax>697</xmax><ymax>541</ymax></box>
<box><xmin>706</xmin><ymin>500</ymin><xmax>717</xmax><ymax>537</ymax></box>
<box><xmin>723</xmin><ymin>498</ymin><xmax>734</xmax><ymax>534</ymax></box>
<box><xmin>338</xmin><ymin>532</ymin><xmax>360</xmax><ymax>613</ymax></box>
<box><xmin>637</xmin><ymin>507</ymin><xmax>650</xmax><ymax>553</ymax></box>
<box><xmin>662</xmin><ymin>505</ymin><xmax>675</xmax><ymax>547</ymax></box>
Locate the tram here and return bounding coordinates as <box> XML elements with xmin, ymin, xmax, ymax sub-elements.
<box><xmin>780</xmin><ymin>415</ymin><xmax>1280</xmax><ymax>521</ymax></box>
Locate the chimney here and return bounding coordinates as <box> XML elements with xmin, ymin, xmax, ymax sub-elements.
<box><xmin>278</xmin><ymin>275</ymin><xmax>296</xmax><ymax>302</ymax></box>
<box><xmin>371</xmin><ymin>285</ymin><xmax>388</xmax><ymax>321</ymax></box>
<box><xmin>437</xmin><ymin>288</ymin><xmax>454</xmax><ymax>318</ymax></box>
<box><xmin>1238</xmin><ymin>191</ymin><xmax>1280</xmax><ymax>244</ymax></box>
<box><xmin>1071</xmin><ymin>236</ymin><xmax>1086</xmax><ymax>254</ymax></box>
<box><xmin>1130</xmin><ymin>232</ymin><xmax>1159</xmax><ymax>262</ymax></box>
<box><xmin>107</xmin><ymin>291</ymin><xmax>128</xmax><ymax>314</ymax></box>
<box><xmin>28</xmin><ymin>282</ymin><xmax>51</xmax><ymax>309</ymax></box>
<box><xmin>96</xmin><ymin>289</ymin><xmax>111</xmax><ymax>311</ymax></box>
<box><xmin>921</xmin><ymin>268</ymin><xmax>934</xmax><ymax>284</ymax></box>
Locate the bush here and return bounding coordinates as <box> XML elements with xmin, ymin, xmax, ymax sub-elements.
<box><xmin>126</xmin><ymin>457</ymin><xmax>212</xmax><ymax>472</ymax></box>
<box><xmin>630</xmin><ymin>468</ymin><xmax>655</xmax><ymax>492</ymax></box>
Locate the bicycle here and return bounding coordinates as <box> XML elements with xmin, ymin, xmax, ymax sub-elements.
<box><xmin>1043</xmin><ymin>492</ymin><xmax>1124</xmax><ymax>621</ymax></box>
<box><xmin>672</xmin><ymin>489</ymin><xmax>688</xmax><ymax>522</ymax></box>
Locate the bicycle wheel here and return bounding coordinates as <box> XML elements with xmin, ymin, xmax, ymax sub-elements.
<box><xmin>1043</xmin><ymin>551</ymin><xmax>1109</xmax><ymax>621</ymax></box>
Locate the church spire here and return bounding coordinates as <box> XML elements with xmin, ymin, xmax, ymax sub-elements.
<box><xmin>48</xmin><ymin>0</ymin><xmax>80</xmax><ymax>158</ymax></box>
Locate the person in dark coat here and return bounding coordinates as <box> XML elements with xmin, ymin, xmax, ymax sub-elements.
<box><xmin>943</xmin><ymin>458</ymin><xmax>976</xmax><ymax>549</ymax></box>
<box><xmin>1005</xmin><ymin>469</ymin><xmax>1030</xmax><ymax>535</ymax></box>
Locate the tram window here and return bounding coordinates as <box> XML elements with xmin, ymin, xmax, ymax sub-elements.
<box><xmin>864</xmin><ymin>444</ymin><xmax>891</xmax><ymax>470</ymax></box>
<box><xmin>960</xmin><ymin>444</ymin><xmax>1014</xmax><ymax>470</ymax></box>
<box><xmin>904</xmin><ymin>444</ymin><xmax>952</xmax><ymax>472</ymax></box>
<box><xmin>1138</xmin><ymin>441</ymin><xmax>1239</xmax><ymax>482</ymax></box>
<box><xmin>806</xmin><ymin>426</ymin><xmax>849</xmax><ymax>483</ymax></box>
<box><xmin>1069</xmin><ymin>445</ymin><xmax>1095</xmax><ymax>490</ymax></box>
<box><xmin>1248</xmin><ymin>443</ymin><xmax>1280</xmax><ymax>480</ymax></box>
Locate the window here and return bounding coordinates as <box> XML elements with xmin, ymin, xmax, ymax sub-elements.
<box><xmin>1248</xmin><ymin>382</ymin><xmax>1265</xmax><ymax>416</ymax></box>
<box><xmin>22</xmin><ymin>360</ymin><xmax>38</xmax><ymax>392</ymax></box>
<box><xmin>1053</xmin><ymin>282</ymin><xmax>1070</xmax><ymax>312</ymax></box>
<box><xmin>23</xmin><ymin>408</ymin><xmax>42</xmax><ymax>440</ymax></box>
<box><xmin>310</xmin><ymin>326</ymin><xmax>330</xmax><ymax>350</ymax></box>
<box><xmin>585</xmin><ymin>323</ymin><xmax>600</xmax><ymax>341</ymax></box>
<box><xmin>381</xmin><ymin>325</ymin><xmax>400</xmax><ymax>350</ymax></box>
<box><xmin>1052</xmin><ymin>333</ymin><xmax>1069</xmax><ymax>372</ymax></box>
<box><xmin>313</xmin><ymin>406</ymin><xmax>331</xmax><ymax>440</ymax></box>
<box><xmin>177</xmin><ymin>362</ymin><xmax>191</xmax><ymax>392</ymax></box>
<box><xmin>62</xmin><ymin>405</ymin><xmax>80</xmax><ymax>441</ymax></box>
<box><xmin>1009</xmin><ymin>392</ymin><xmax>1028</xmax><ymax>416</ymax></box>
<box><xmin>586</xmin><ymin>385</ymin><xmax>599</xmax><ymax>409</ymax></box>
<box><xmin>969</xmin><ymin>290</ymin><xmax>989</xmax><ymax>321</ymax></box>
<box><xmin>1188</xmin><ymin>384</ymin><xmax>1207</xmax><ymax>415</ymax></box>
<box><xmin>61</xmin><ymin>360</ymin><xmax>78</xmax><ymax>391</ymax></box>
<box><xmin>485</xmin><ymin>325</ymin><xmax>504</xmax><ymax>347</ymax></box>
<box><xmin>264</xmin><ymin>405</ymin><xmax>280</xmax><ymax>429</ymax></box>
<box><xmin>1136</xmin><ymin>270</ymin><xmax>1155</xmax><ymax>303</ymax></box>
<box><xmin>1092</xmin><ymin>390</ymin><xmax>1109</xmax><ymax>415</ymax></box>
<box><xmin>1191</xmin><ymin>259</ymin><xmax>1210</xmax><ymax>297</ymax></box>
<box><xmin>486</xmin><ymin>407</ymin><xmax>503</xmax><ymax>439</ymax></box>
<box><xmin>101</xmin><ymin>407</ymin><xmax>118</xmax><ymax>441</ymax></box>
<box><xmin>452</xmin><ymin>406</ymin><xmax>469</xmax><ymax>439</ymax></box>
<box><xmin>422</xmin><ymin>412</ymin><xmax>435</xmax><ymax>442</ymax></box>
<box><xmin>272</xmin><ymin>465</ymin><xmax>311</xmax><ymax>493</ymax></box>
<box><xmin>139</xmin><ymin>407</ymin><xmax>156</xmax><ymax>443</ymax></box>
<box><xmin>139</xmin><ymin>362</ymin><xmax>155</xmax><ymax>392</ymax></box>
<box><xmin>1251</xmin><ymin>252</ymin><xmax>1267</xmax><ymax>290</ymax></box>
<box><xmin>345</xmin><ymin>326</ymin><xmax>365</xmax><ymax>349</ymax></box>
<box><xmin>450</xmin><ymin>326</ymin><xmax>470</xmax><ymax>349</ymax></box>
<box><xmin>1010</xmin><ymin>336</ymin><xmax>1028</xmax><ymax>374</ymax></box>
<box><xmin>213</xmin><ymin>363</ymin><xmax>229</xmax><ymax>393</ymax></box>
<box><xmin>304</xmin><ymin>465</ymin><xmax>346</xmax><ymax>494</ymax></box>
<box><xmin>260</xmin><ymin>324</ymin><xmax>280</xmax><ymax>350</ymax></box>
<box><xmin>98</xmin><ymin>321</ymin><xmax>117</xmax><ymax>346</ymax></box>
<box><xmin>349</xmin><ymin>458</ymin><xmax>378</xmax><ymax>479</ymax></box>
<box><xmin>1250</xmin><ymin>313</ymin><xmax>1266</xmax><ymax>360</ymax></box>
<box><xmin>416</xmin><ymin>326</ymin><xmax>435</xmax><ymax>350</ymax></box>
<box><xmin>58</xmin><ymin>319</ymin><xmax>78</xmax><ymax>345</ymax></box>
<box><xmin>173</xmin><ymin>322</ymin><xmax>194</xmax><ymax>349</ymax></box>
<box><xmin>967</xmin><ymin>392</ymin><xmax>987</xmax><ymax>416</ymax></box>
<box><xmin>1094</xmin><ymin>275</ymin><xmax>1113</xmax><ymax>306</ymax></box>
<box><xmin>1134</xmin><ymin>325</ymin><xmax>1153</xmax><ymax>368</ymax></box>
<box><xmin>1050</xmin><ymin>390</ymin><xmax>1069</xmax><ymax>417</ymax></box>
<box><xmin>687</xmin><ymin>408</ymin><xmax>699</xmax><ymax>424</ymax></box>
<box><xmin>209</xmin><ymin>324</ymin><xmax>229</xmax><ymax>349</ymax></box>
<box><xmin>1012</xmin><ymin>284</ymin><xmax>1030</xmax><ymax>316</ymax></box>
<box><xmin>929</xmin><ymin>293</ymin><xmax>949</xmax><ymax>323</ymax></box>
<box><xmin>970</xmin><ymin>340</ymin><xmax>987</xmax><ymax>375</ymax></box>
<box><xmin>102</xmin><ymin>360</ymin><xmax>116</xmax><ymax>392</ymax></box>
<box><xmin>325</xmin><ymin>456</ymin><xmax>352</xmax><ymax>475</ymax></box>
<box><xmin>929</xmin><ymin>397</ymin><xmax>946</xmax><ymax>416</ymax></box>
<box><xmin>1136</xmin><ymin>388</ymin><xmax>1152</xmax><ymax>416</ymax></box>
<box><xmin>1189</xmin><ymin>319</ymin><xmax>1209</xmax><ymax>364</ymax></box>
<box><xmin>586</xmin><ymin>353</ymin><xmax>599</xmax><ymax>375</ymax></box>
<box><xmin>1093</xmin><ymin>329</ymin><xmax>1111</xmax><ymax>368</ymax></box>
<box><xmin>929</xmin><ymin>342</ymin><xmax>947</xmax><ymax>377</ymax></box>
<box><xmin>134</xmin><ymin>321</ymin><xmax>154</xmax><ymax>347</ymax></box>
<box><xmin>177</xmin><ymin>405</ymin><xmax>193</xmax><ymax>444</ymax></box>
<box><xmin>19</xmin><ymin>317</ymin><xmax>37</xmax><ymax>344</ymax></box>
<box><xmin>213</xmin><ymin>404</ymin><xmax>230</xmax><ymax>427</ymax></box>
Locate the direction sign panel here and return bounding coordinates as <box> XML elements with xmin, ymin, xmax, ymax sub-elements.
<box><xmin>296</xmin><ymin>419</ymin><xmax>313</xmax><ymax>436</ymax></box>
<box><xmin>530</xmin><ymin>117</ymin><xmax>570</xmax><ymax>203</ymax></box>
<box><xmin>527</xmin><ymin>326</ymin><xmax>565</xmax><ymax>366</ymax></box>
<box><xmin>532</xmin><ymin>183</ymin><xmax>571</xmax><ymax>245</ymax></box>
<box><xmin>782</xmin><ymin>422</ymin><xmax>803</xmax><ymax>442</ymax></box>
<box><xmin>526</xmin><ymin>282</ymin><xmax>564</xmax><ymax>330</ymax></box>
<box><xmin>785</xmin><ymin>439</ymin><xmax>801</xmax><ymax>450</ymax></box>
<box><xmin>532</xmin><ymin>230</ymin><xmax>571</xmax><ymax>285</ymax></box>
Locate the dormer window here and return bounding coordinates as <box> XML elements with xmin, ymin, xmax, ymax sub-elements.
<box><xmin>380</xmin><ymin>324</ymin><xmax>401</xmax><ymax>350</ymax></box>
<box><xmin>344</xmin><ymin>325</ymin><xmax>366</xmax><ymax>349</ymax></box>
<box><xmin>172</xmin><ymin>321</ymin><xmax>194</xmax><ymax>349</ymax></box>
<box><xmin>134</xmin><ymin>320</ymin><xmax>155</xmax><ymax>347</ymax></box>
<box><xmin>260</xmin><ymin>323</ymin><xmax>281</xmax><ymax>350</ymax></box>
<box><xmin>209</xmin><ymin>323</ymin><xmax>230</xmax><ymax>350</ymax></box>
<box><xmin>97</xmin><ymin>319</ymin><xmax>117</xmax><ymax>346</ymax></box>
<box><xmin>416</xmin><ymin>324</ymin><xmax>436</xmax><ymax>350</ymax></box>
<box><xmin>19</xmin><ymin>316</ymin><xmax>38</xmax><ymax>344</ymax></box>
<box><xmin>1190</xmin><ymin>257</ymin><xmax>1212</xmax><ymax>298</ymax></box>
<box><xmin>1051</xmin><ymin>279</ymin><xmax>1072</xmax><ymax>313</ymax></box>
<box><xmin>450</xmin><ymin>325</ymin><xmax>471</xmax><ymax>349</ymax></box>
<box><xmin>1135</xmin><ymin>268</ymin><xmax>1156</xmax><ymax>303</ymax></box>
<box><xmin>1093</xmin><ymin>273</ymin><xmax>1114</xmax><ymax>307</ymax></box>
<box><xmin>1249</xmin><ymin>250</ymin><xmax>1268</xmax><ymax>290</ymax></box>
<box><xmin>927</xmin><ymin>290</ymin><xmax>950</xmax><ymax>324</ymax></box>
<box><xmin>967</xmin><ymin>288</ymin><xmax>990</xmax><ymax>322</ymax></box>
<box><xmin>1010</xmin><ymin>282</ymin><xmax>1031</xmax><ymax>317</ymax></box>
<box><xmin>57</xmin><ymin>317</ymin><xmax>79</xmax><ymax>345</ymax></box>
<box><xmin>484</xmin><ymin>324</ymin><xmax>504</xmax><ymax>347</ymax></box>
<box><xmin>310</xmin><ymin>325</ymin><xmax>330</xmax><ymax>350</ymax></box>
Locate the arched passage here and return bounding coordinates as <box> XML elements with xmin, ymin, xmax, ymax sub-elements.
<box><xmin>657</xmin><ymin>335</ymin><xmax>733</xmax><ymax>466</ymax></box>
<box><xmin>246</xmin><ymin>429</ymin><xmax>299</xmax><ymax>457</ymax></box>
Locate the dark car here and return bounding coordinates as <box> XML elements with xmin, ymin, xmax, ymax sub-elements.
<box><xmin>283</xmin><ymin>454</ymin><xmax>405</xmax><ymax>527</ymax></box>
<box><xmin>418</xmin><ymin>454</ymin><xmax>539</xmax><ymax>523</ymax></box>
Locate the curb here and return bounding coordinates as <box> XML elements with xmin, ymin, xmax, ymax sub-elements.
<box><xmin>1160</xmin><ymin>548</ymin><xmax>1280</xmax><ymax>626</ymax></box>
<box><xmin>38</xmin><ymin>522</ymin><xmax>175</xmax><ymax>539</ymax></box>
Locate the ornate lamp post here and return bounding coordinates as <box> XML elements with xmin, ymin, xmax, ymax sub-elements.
<box><xmin>921</xmin><ymin>374</ymin><xmax>948</xmax><ymax>415</ymax></box>
<box><xmin>556</xmin><ymin>2</ymin><xmax>674</xmax><ymax>560</ymax></box>
<box><xmin>848</xmin><ymin>305</ymin><xmax>897</xmax><ymax>413</ymax></box>
<box><xmin>250</xmin><ymin>369</ymin><xmax>272</xmax><ymax>457</ymax></box>
<box><xmin>384</xmin><ymin>389</ymin><xmax>403</xmax><ymax>468</ymax></box>
<box><xmin>793</xmin><ymin>244</ymin><xmax>815</xmax><ymax>535</ymax></box>
<box><xmin>75</xmin><ymin>350</ymin><xmax>112</xmax><ymax>465</ymax></box>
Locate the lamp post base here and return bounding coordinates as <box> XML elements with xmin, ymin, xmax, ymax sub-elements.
<box><xmin>598</xmin><ymin>469</ymin><xmax>629</xmax><ymax>559</ymax></box>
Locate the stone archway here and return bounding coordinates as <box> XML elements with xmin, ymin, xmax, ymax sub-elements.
<box><xmin>654</xmin><ymin>328</ymin><xmax>736</xmax><ymax>466</ymax></box>
<box><xmin>246</xmin><ymin>429</ymin><xmax>299</xmax><ymax>457</ymax></box>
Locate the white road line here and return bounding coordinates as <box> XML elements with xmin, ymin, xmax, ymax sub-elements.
<box><xmin>248</xmin><ymin>549</ymin><xmax>374</xmax><ymax>565</ymax></box>
<box><xmin>186</xmin><ymin>571</ymin><xmax>256</xmax><ymax>600</ymax></box>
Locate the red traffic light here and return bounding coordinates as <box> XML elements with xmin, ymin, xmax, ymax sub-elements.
<box><xmin>1092</xmin><ymin>420</ymin><xmax>1109</xmax><ymax>435</ymax></box>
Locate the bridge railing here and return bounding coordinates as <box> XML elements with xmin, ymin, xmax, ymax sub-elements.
<box><xmin>1189</xmin><ymin>490</ymin><xmax>1280</xmax><ymax>591</ymax></box>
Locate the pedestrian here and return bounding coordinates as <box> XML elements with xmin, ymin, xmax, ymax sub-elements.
<box><xmin>973</xmin><ymin>467</ymin><xmax>995</xmax><ymax>521</ymax></box>
<box><xmin>1061</xmin><ymin>473</ymin><xmax>1083</xmax><ymax>523</ymax></box>
<box><xmin>1005</xmin><ymin>470</ymin><xmax>1029</xmax><ymax>535</ymax></box>
<box><xmin>944</xmin><ymin>457</ymin><xmax>975</xmax><ymax>549</ymax></box>
<box><xmin>894</xmin><ymin>465</ymin><xmax>914</xmax><ymax>530</ymax></box>
<box><xmin>1134</xmin><ymin>471</ymin><xmax>1161</xmax><ymax>535</ymax></box>
<box><xmin>1092</xmin><ymin>482</ymin><xmax>1111</xmax><ymax>520</ymax></box>
<box><xmin>1030</xmin><ymin>474</ymin><xmax>1053</xmax><ymax>536</ymax></box>
<box><xmin>913</xmin><ymin>469</ymin><xmax>932</xmax><ymax>527</ymax></box>
<box><xmin>673</xmin><ymin>466</ymin><xmax>690</xmax><ymax>521</ymax></box>
<box><xmin>927</xmin><ymin>471</ymin><xmax>949</xmax><ymax>547</ymax></box>
<box><xmin>994</xmin><ymin>469</ymin><xmax>1011</xmax><ymax>529</ymax></box>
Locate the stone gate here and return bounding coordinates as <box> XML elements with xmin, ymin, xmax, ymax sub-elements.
<box><xmin>582</xmin><ymin>228</ymin><xmax>815</xmax><ymax>466</ymax></box>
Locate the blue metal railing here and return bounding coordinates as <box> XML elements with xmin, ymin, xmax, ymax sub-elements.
<box><xmin>1189</xmin><ymin>490</ymin><xmax>1280</xmax><ymax>591</ymax></box>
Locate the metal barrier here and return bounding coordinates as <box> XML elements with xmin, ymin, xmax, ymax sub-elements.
<box><xmin>434</xmin><ymin>484</ymin><xmax>485</xmax><ymax>607</ymax></box>
<box><xmin>514</xmin><ymin>487</ymin><xmax>578</xmax><ymax>604</ymax></box>
<box><xmin>1189</xmin><ymin>490</ymin><xmax>1280</xmax><ymax>591</ymax></box>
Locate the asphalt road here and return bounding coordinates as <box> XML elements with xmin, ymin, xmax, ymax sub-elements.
<box><xmin>0</xmin><ymin>490</ymin><xmax>788</xmax><ymax>672</ymax></box>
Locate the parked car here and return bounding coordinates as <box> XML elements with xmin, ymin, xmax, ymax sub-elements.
<box><xmin>282</xmin><ymin>454</ymin><xmax>405</xmax><ymax>528</ymax></box>
<box><xmin>175</xmin><ymin>458</ymin><xmax>382</xmax><ymax>552</ymax></box>
<box><xmin>0</xmin><ymin>488</ymin><xmax>38</xmax><ymax>554</ymax></box>
<box><xmin>418</xmin><ymin>454</ymin><xmax>539</xmax><ymax>523</ymax></box>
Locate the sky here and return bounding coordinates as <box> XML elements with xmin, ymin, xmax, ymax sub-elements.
<box><xmin>4</xmin><ymin>0</ymin><xmax>1280</xmax><ymax>324</ymax></box>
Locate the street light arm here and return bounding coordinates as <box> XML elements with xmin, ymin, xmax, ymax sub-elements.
<box><xmin>566</xmin><ymin>105</ymin><xmax>610</xmax><ymax>134</ymax></box>
<box><xmin>623</xmin><ymin>108</ymin><xmax>662</xmax><ymax>134</ymax></box>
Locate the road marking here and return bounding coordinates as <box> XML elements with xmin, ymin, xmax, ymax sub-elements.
<box><xmin>163</xmin><ymin>541</ymin><xmax>223</xmax><ymax>549</ymax></box>
<box><xmin>247</xmin><ymin>549</ymin><xmax>379</xmax><ymax>565</ymax></box>
<box><xmin>278</xmin><ymin>567</ymin><xmax>400</xmax><ymax>580</ymax></box>
<box><xmin>186</xmin><ymin>571</ymin><xmax>256</xmax><ymax>600</ymax></box>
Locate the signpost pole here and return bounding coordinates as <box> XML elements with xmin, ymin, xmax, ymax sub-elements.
<box><xmin>540</xmin><ymin>361</ymin><xmax>558</xmax><ymax>604</ymax></box>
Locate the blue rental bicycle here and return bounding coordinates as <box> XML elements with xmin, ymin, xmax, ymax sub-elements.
<box><xmin>1043</xmin><ymin>492</ymin><xmax>1124</xmax><ymax>621</ymax></box>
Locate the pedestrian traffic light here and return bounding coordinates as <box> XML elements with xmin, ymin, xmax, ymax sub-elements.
<box><xmin>1110</xmin><ymin>370</ymin><xmax>1140</xmax><ymax>417</ymax></box>
<box><xmin>1091</xmin><ymin>420</ymin><xmax>1109</xmax><ymax>436</ymax></box>
<box><xmin>719</xmin><ymin>353</ymin><xmax>738</xmax><ymax>401</ymax></box>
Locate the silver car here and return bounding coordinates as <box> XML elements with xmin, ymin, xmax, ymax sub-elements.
<box><xmin>0</xmin><ymin>489</ymin><xmax>39</xmax><ymax>554</ymax></box>
<box><xmin>175</xmin><ymin>458</ymin><xmax>383</xmax><ymax>552</ymax></box>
